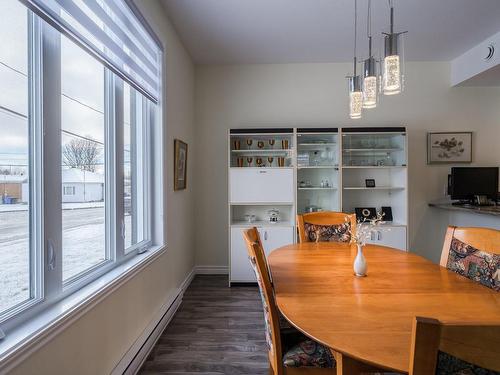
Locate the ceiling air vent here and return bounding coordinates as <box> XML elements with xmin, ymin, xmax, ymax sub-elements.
<box><xmin>485</xmin><ymin>43</ymin><xmax>495</xmax><ymax>61</ymax></box>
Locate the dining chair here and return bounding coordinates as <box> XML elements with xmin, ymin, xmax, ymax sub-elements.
<box><xmin>409</xmin><ymin>316</ymin><xmax>500</xmax><ymax>375</ymax></box>
<box><xmin>243</xmin><ymin>227</ymin><xmax>336</xmax><ymax>375</ymax></box>
<box><xmin>440</xmin><ymin>226</ymin><xmax>500</xmax><ymax>291</ymax></box>
<box><xmin>297</xmin><ymin>212</ymin><xmax>356</xmax><ymax>243</ymax></box>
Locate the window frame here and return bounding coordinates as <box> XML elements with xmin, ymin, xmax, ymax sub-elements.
<box><xmin>0</xmin><ymin>9</ymin><xmax>44</xmax><ymax>323</ymax></box>
<box><xmin>123</xmin><ymin>87</ymin><xmax>153</xmax><ymax>255</ymax></box>
<box><xmin>60</xmin><ymin>59</ymin><xmax>113</xmax><ymax>287</ymax></box>
<box><xmin>0</xmin><ymin>3</ymin><xmax>162</xmax><ymax>330</ymax></box>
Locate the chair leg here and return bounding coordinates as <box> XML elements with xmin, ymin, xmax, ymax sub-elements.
<box><xmin>333</xmin><ymin>351</ymin><xmax>384</xmax><ymax>375</ymax></box>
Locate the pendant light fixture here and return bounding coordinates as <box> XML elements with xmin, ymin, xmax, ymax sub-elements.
<box><xmin>382</xmin><ymin>0</ymin><xmax>407</xmax><ymax>95</ymax></box>
<box><xmin>362</xmin><ymin>0</ymin><xmax>378</xmax><ymax>108</ymax></box>
<box><xmin>347</xmin><ymin>0</ymin><xmax>362</xmax><ymax>119</ymax></box>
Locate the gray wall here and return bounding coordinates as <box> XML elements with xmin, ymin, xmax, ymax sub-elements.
<box><xmin>194</xmin><ymin>62</ymin><xmax>500</xmax><ymax>266</ymax></box>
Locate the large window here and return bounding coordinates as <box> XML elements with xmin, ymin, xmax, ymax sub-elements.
<box><xmin>61</xmin><ymin>34</ymin><xmax>107</xmax><ymax>281</ymax></box>
<box><xmin>0</xmin><ymin>0</ymin><xmax>31</xmax><ymax>316</ymax></box>
<box><xmin>0</xmin><ymin>0</ymin><xmax>162</xmax><ymax>329</ymax></box>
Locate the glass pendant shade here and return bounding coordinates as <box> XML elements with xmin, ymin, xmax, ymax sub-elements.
<box><xmin>382</xmin><ymin>33</ymin><xmax>405</xmax><ymax>95</ymax></box>
<box><xmin>348</xmin><ymin>76</ymin><xmax>363</xmax><ymax>119</ymax></box>
<box><xmin>362</xmin><ymin>57</ymin><xmax>378</xmax><ymax>108</ymax></box>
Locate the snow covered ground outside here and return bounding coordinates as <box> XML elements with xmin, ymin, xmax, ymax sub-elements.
<box><xmin>0</xmin><ymin>202</ymin><xmax>105</xmax><ymax>213</ymax></box>
<box><xmin>0</xmin><ymin>204</ymin><xmax>131</xmax><ymax>314</ymax></box>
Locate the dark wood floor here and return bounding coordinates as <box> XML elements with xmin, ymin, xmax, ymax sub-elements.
<box><xmin>139</xmin><ymin>275</ymin><xmax>269</xmax><ymax>375</ymax></box>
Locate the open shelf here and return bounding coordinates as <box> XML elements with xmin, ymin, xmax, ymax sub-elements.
<box><xmin>298</xmin><ymin>165</ymin><xmax>339</xmax><ymax>169</ymax></box>
<box><xmin>298</xmin><ymin>143</ymin><xmax>337</xmax><ymax>147</ymax></box>
<box><xmin>231</xmin><ymin>220</ymin><xmax>294</xmax><ymax>228</ymax></box>
<box><xmin>231</xmin><ymin>149</ymin><xmax>292</xmax><ymax>154</ymax></box>
<box><xmin>358</xmin><ymin>221</ymin><xmax>407</xmax><ymax>228</ymax></box>
<box><xmin>230</xmin><ymin>204</ymin><xmax>295</xmax><ymax>228</ymax></box>
<box><xmin>343</xmin><ymin>186</ymin><xmax>405</xmax><ymax>190</ymax></box>
<box><xmin>298</xmin><ymin>187</ymin><xmax>337</xmax><ymax>191</ymax></box>
<box><xmin>230</xmin><ymin>201</ymin><xmax>294</xmax><ymax>206</ymax></box>
<box><xmin>342</xmin><ymin>166</ymin><xmax>406</xmax><ymax>169</ymax></box>
<box><xmin>230</xmin><ymin>167</ymin><xmax>294</xmax><ymax>170</ymax></box>
<box><xmin>343</xmin><ymin>148</ymin><xmax>402</xmax><ymax>152</ymax></box>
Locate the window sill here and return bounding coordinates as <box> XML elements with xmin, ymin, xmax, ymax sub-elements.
<box><xmin>0</xmin><ymin>245</ymin><xmax>167</xmax><ymax>373</ymax></box>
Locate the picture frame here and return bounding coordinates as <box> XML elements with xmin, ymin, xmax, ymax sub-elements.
<box><xmin>174</xmin><ymin>139</ymin><xmax>188</xmax><ymax>190</ymax></box>
<box><xmin>365</xmin><ymin>179</ymin><xmax>376</xmax><ymax>188</ymax></box>
<box><xmin>427</xmin><ymin>132</ymin><xmax>472</xmax><ymax>164</ymax></box>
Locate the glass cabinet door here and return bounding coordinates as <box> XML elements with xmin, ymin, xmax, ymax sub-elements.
<box><xmin>230</xmin><ymin>131</ymin><xmax>294</xmax><ymax>168</ymax></box>
<box><xmin>297</xmin><ymin>133</ymin><xmax>338</xmax><ymax>167</ymax></box>
<box><xmin>342</xmin><ymin>132</ymin><xmax>406</xmax><ymax>167</ymax></box>
<box><xmin>296</xmin><ymin>130</ymin><xmax>340</xmax><ymax>214</ymax></box>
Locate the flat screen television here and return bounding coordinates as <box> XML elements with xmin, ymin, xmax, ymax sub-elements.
<box><xmin>449</xmin><ymin>167</ymin><xmax>498</xmax><ymax>204</ymax></box>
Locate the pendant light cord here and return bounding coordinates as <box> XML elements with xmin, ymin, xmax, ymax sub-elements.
<box><xmin>367</xmin><ymin>0</ymin><xmax>371</xmax><ymax>38</ymax></box>
<box><xmin>388</xmin><ymin>0</ymin><xmax>394</xmax><ymax>34</ymax></box>
<box><xmin>367</xmin><ymin>0</ymin><xmax>372</xmax><ymax>57</ymax></box>
<box><xmin>353</xmin><ymin>0</ymin><xmax>357</xmax><ymax>75</ymax></box>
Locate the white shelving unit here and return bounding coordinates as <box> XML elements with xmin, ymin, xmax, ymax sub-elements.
<box><xmin>341</xmin><ymin>127</ymin><xmax>408</xmax><ymax>250</ymax></box>
<box><xmin>228</xmin><ymin>129</ymin><xmax>296</xmax><ymax>285</ymax></box>
<box><xmin>228</xmin><ymin>126</ymin><xmax>409</xmax><ymax>284</ymax></box>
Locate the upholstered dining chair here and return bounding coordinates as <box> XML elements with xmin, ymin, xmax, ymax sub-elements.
<box><xmin>297</xmin><ymin>212</ymin><xmax>356</xmax><ymax>243</ymax></box>
<box><xmin>440</xmin><ymin>226</ymin><xmax>500</xmax><ymax>291</ymax></box>
<box><xmin>409</xmin><ymin>316</ymin><xmax>500</xmax><ymax>375</ymax></box>
<box><xmin>243</xmin><ymin>227</ymin><xmax>336</xmax><ymax>375</ymax></box>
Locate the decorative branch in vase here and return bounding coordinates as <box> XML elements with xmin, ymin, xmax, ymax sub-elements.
<box><xmin>346</xmin><ymin>212</ymin><xmax>386</xmax><ymax>277</ymax></box>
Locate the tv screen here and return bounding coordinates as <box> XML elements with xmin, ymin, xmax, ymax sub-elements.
<box><xmin>450</xmin><ymin>167</ymin><xmax>499</xmax><ymax>200</ymax></box>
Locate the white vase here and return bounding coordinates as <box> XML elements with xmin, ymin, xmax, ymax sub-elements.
<box><xmin>353</xmin><ymin>244</ymin><xmax>367</xmax><ymax>277</ymax></box>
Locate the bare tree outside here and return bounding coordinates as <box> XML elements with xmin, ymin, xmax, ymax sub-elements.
<box><xmin>63</xmin><ymin>137</ymin><xmax>101</xmax><ymax>172</ymax></box>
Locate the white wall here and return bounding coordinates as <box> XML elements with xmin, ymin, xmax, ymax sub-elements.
<box><xmin>194</xmin><ymin>62</ymin><xmax>500</xmax><ymax>266</ymax></box>
<box><xmin>8</xmin><ymin>2</ymin><xmax>196</xmax><ymax>374</ymax></box>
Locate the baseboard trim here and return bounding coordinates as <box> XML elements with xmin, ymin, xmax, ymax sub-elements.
<box><xmin>179</xmin><ymin>267</ymin><xmax>196</xmax><ymax>292</ymax></box>
<box><xmin>195</xmin><ymin>265</ymin><xmax>229</xmax><ymax>275</ymax></box>
<box><xmin>113</xmin><ymin>265</ymin><xmax>227</xmax><ymax>374</ymax></box>
<box><xmin>112</xmin><ymin>266</ymin><xmax>196</xmax><ymax>375</ymax></box>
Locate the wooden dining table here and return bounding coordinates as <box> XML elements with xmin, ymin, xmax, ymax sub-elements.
<box><xmin>267</xmin><ymin>242</ymin><xmax>500</xmax><ymax>374</ymax></box>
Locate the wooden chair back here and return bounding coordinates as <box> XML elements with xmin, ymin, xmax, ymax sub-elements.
<box><xmin>409</xmin><ymin>316</ymin><xmax>500</xmax><ymax>375</ymax></box>
<box><xmin>441</xmin><ymin>226</ymin><xmax>500</xmax><ymax>267</ymax></box>
<box><xmin>297</xmin><ymin>211</ymin><xmax>356</xmax><ymax>243</ymax></box>
<box><xmin>243</xmin><ymin>228</ymin><xmax>283</xmax><ymax>375</ymax></box>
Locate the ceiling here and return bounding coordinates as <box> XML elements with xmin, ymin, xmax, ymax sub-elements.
<box><xmin>160</xmin><ymin>0</ymin><xmax>500</xmax><ymax>64</ymax></box>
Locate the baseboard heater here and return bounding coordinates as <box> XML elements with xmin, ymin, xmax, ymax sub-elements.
<box><xmin>113</xmin><ymin>291</ymin><xmax>183</xmax><ymax>375</ymax></box>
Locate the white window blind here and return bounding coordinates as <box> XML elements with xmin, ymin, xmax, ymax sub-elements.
<box><xmin>21</xmin><ymin>0</ymin><xmax>161</xmax><ymax>103</ymax></box>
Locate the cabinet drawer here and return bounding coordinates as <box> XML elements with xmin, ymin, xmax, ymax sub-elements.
<box><xmin>229</xmin><ymin>168</ymin><xmax>294</xmax><ymax>203</ymax></box>
<box><xmin>366</xmin><ymin>226</ymin><xmax>407</xmax><ymax>251</ymax></box>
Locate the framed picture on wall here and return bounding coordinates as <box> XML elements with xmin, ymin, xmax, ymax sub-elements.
<box><xmin>427</xmin><ymin>132</ymin><xmax>472</xmax><ymax>164</ymax></box>
<box><xmin>174</xmin><ymin>139</ymin><xmax>188</xmax><ymax>190</ymax></box>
